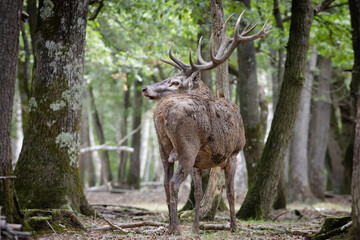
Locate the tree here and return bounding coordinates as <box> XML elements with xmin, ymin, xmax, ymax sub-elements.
<box><xmin>15</xmin><ymin>0</ymin><xmax>91</xmax><ymax>214</ymax></box>
<box><xmin>287</xmin><ymin>46</ymin><xmax>317</xmax><ymax>202</ymax></box>
<box><xmin>0</xmin><ymin>0</ymin><xmax>23</xmax><ymax>223</ymax></box>
<box><xmin>127</xmin><ymin>78</ymin><xmax>143</xmax><ymax>189</ymax></box>
<box><xmin>236</xmin><ymin>0</ymin><xmax>265</xmax><ymax>183</ymax></box>
<box><xmin>199</xmin><ymin>0</ymin><xmax>229</xmax><ymax>220</ymax></box>
<box><xmin>349</xmin><ymin>0</ymin><xmax>360</xmax><ymax>238</ymax></box>
<box><xmin>308</xmin><ymin>55</ymin><xmax>332</xmax><ymax>200</ymax></box>
<box><xmin>237</xmin><ymin>0</ymin><xmax>334</xmax><ymax>220</ymax></box>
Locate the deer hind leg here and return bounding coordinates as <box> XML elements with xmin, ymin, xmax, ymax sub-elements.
<box><xmin>192</xmin><ymin>167</ymin><xmax>202</xmax><ymax>233</ymax></box>
<box><xmin>168</xmin><ymin>154</ymin><xmax>196</xmax><ymax>235</ymax></box>
<box><xmin>224</xmin><ymin>156</ymin><xmax>238</xmax><ymax>232</ymax></box>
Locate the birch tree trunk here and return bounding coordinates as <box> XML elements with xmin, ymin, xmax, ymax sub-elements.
<box><xmin>14</xmin><ymin>0</ymin><xmax>91</xmax><ymax>214</ymax></box>
<box><xmin>308</xmin><ymin>55</ymin><xmax>332</xmax><ymax>200</ymax></box>
<box><xmin>0</xmin><ymin>0</ymin><xmax>23</xmax><ymax>223</ymax></box>
<box><xmin>287</xmin><ymin>46</ymin><xmax>317</xmax><ymax>202</ymax></box>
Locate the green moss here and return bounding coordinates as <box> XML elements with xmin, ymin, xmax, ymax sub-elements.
<box><xmin>179</xmin><ymin>209</ymin><xmax>195</xmax><ymax>223</ymax></box>
<box><xmin>24</xmin><ymin>209</ymin><xmax>85</xmax><ymax>235</ymax></box>
<box><xmin>312</xmin><ymin>216</ymin><xmax>352</xmax><ymax>240</ymax></box>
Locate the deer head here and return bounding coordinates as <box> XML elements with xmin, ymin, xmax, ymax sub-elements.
<box><xmin>142</xmin><ymin>10</ymin><xmax>271</xmax><ymax>100</ymax></box>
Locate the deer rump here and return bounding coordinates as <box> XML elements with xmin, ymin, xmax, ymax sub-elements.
<box><xmin>154</xmin><ymin>94</ymin><xmax>245</xmax><ymax>170</ymax></box>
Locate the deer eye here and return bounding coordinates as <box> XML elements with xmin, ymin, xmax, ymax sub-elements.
<box><xmin>170</xmin><ymin>81</ymin><xmax>180</xmax><ymax>87</ymax></box>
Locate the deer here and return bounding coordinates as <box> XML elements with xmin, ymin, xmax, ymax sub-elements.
<box><xmin>141</xmin><ymin>11</ymin><xmax>271</xmax><ymax>235</ymax></box>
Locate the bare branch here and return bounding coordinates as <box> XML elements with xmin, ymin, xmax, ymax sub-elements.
<box><xmin>80</xmin><ymin>145</ymin><xmax>133</xmax><ymax>154</ymax></box>
<box><xmin>314</xmin><ymin>0</ymin><xmax>336</xmax><ymax>15</ymax></box>
<box><xmin>88</xmin><ymin>0</ymin><xmax>104</xmax><ymax>21</ymax></box>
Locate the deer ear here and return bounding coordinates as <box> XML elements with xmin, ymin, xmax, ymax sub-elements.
<box><xmin>186</xmin><ymin>71</ymin><xmax>201</xmax><ymax>89</ymax></box>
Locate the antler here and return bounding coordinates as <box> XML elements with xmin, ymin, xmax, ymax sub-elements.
<box><xmin>161</xmin><ymin>10</ymin><xmax>272</xmax><ymax>76</ymax></box>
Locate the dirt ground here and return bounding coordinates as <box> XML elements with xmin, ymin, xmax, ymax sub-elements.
<box><xmin>36</xmin><ymin>184</ymin><xmax>352</xmax><ymax>240</ymax></box>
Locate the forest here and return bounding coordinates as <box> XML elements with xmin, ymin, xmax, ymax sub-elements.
<box><xmin>1</xmin><ymin>0</ymin><xmax>360</xmax><ymax>239</ymax></box>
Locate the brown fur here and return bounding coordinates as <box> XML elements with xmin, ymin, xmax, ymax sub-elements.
<box><xmin>142</xmin><ymin>71</ymin><xmax>245</xmax><ymax>234</ymax></box>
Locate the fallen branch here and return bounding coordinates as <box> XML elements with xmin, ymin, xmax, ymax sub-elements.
<box><xmin>341</xmin><ymin>220</ymin><xmax>352</xmax><ymax>231</ymax></box>
<box><xmin>272</xmin><ymin>210</ymin><xmax>289</xmax><ymax>221</ymax></box>
<box><xmin>200</xmin><ymin>223</ymin><xmax>230</xmax><ymax>230</ymax></box>
<box><xmin>80</xmin><ymin>145</ymin><xmax>133</xmax><ymax>154</ymax></box>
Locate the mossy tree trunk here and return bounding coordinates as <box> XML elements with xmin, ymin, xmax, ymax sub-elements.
<box><xmin>237</xmin><ymin>0</ymin><xmax>314</xmax><ymax>220</ymax></box>
<box><xmin>14</xmin><ymin>0</ymin><xmax>91</xmax><ymax>214</ymax></box>
<box><xmin>127</xmin><ymin>79</ymin><xmax>143</xmax><ymax>189</ymax></box>
<box><xmin>0</xmin><ymin>0</ymin><xmax>23</xmax><ymax>224</ymax></box>
<box><xmin>349</xmin><ymin>0</ymin><xmax>360</xmax><ymax>237</ymax></box>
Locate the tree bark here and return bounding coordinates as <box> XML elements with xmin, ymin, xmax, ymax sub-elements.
<box><xmin>198</xmin><ymin>0</ymin><xmax>229</xmax><ymax>220</ymax></box>
<box><xmin>118</xmin><ymin>83</ymin><xmax>131</xmax><ymax>184</ymax></box>
<box><xmin>237</xmin><ymin>0</ymin><xmax>313</xmax><ymax>220</ymax></box>
<box><xmin>287</xmin><ymin>46</ymin><xmax>317</xmax><ymax>202</ymax></box>
<box><xmin>236</xmin><ymin>0</ymin><xmax>264</xmax><ymax>184</ymax></box>
<box><xmin>349</xmin><ymin>0</ymin><xmax>360</xmax><ymax>237</ymax></box>
<box><xmin>88</xmin><ymin>86</ymin><xmax>112</xmax><ymax>185</ymax></box>
<box><xmin>127</xmin><ymin>79</ymin><xmax>143</xmax><ymax>189</ymax></box>
<box><xmin>327</xmin><ymin>106</ymin><xmax>345</xmax><ymax>194</ymax></box>
<box><xmin>272</xmin><ymin>0</ymin><xmax>287</xmax><ymax>209</ymax></box>
<box><xmin>80</xmin><ymin>91</ymin><xmax>96</xmax><ymax>187</ymax></box>
<box><xmin>14</xmin><ymin>0</ymin><xmax>91</xmax><ymax>214</ymax></box>
<box><xmin>308</xmin><ymin>55</ymin><xmax>332</xmax><ymax>200</ymax></box>
<box><xmin>0</xmin><ymin>0</ymin><xmax>23</xmax><ymax>224</ymax></box>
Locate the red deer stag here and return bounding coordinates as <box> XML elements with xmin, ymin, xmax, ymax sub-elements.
<box><xmin>142</xmin><ymin>11</ymin><xmax>271</xmax><ymax>235</ymax></box>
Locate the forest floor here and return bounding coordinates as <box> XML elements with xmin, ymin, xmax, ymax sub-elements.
<box><xmin>36</xmin><ymin>185</ymin><xmax>352</xmax><ymax>240</ymax></box>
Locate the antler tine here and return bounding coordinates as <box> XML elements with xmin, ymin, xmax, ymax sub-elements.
<box><xmin>168</xmin><ymin>42</ymin><xmax>189</xmax><ymax>71</ymax></box>
<box><xmin>189</xmin><ymin>49</ymin><xmax>197</xmax><ymax>70</ymax></box>
<box><xmin>161</xmin><ymin>11</ymin><xmax>271</xmax><ymax>75</ymax></box>
<box><xmin>197</xmin><ymin>36</ymin><xmax>208</xmax><ymax>65</ymax></box>
<box><xmin>160</xmin><ymin>57</ymin><xmax>182</xmax><ymax>70</ymax></box>
<box><xmin>241</xmin><ymin>22</ymin><xmax>258</xmax><ymax>36</ymax></box>
<box><xmin>221</xmin><ymin>13</ymin><xmax>235</xmax><ymax>40</ymax></box>
<box><xmin>209</xmin><ymin>33</ymin><xmax>221</xmax><ymax>64</ymax></box>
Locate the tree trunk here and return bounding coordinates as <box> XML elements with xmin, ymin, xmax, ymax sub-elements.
<box><xmin>198</xmin><ymin>0</ymin><xmax>229</xmax><ymax>220</ymax></box>
<box><xmin>327</xmin><ymin>106</ymin><xmax>345</xmax><ymax>194</ymax></box>
<box><xmin>287</xmin><ymin>46</ymin><xmax>317</xmax><ymax>202</ymax></box>
<box><xmin>127</xmin><ymin>79</ymin><xmax>142</xmax><ymax>189</ymax></box>
<box><xmin>80</xmin><ymin>91</ymin><xmax>96</xmax><ymax>187</ymax></box>
<box><xmin>352</xmin><ymin>98</ymin><xmax>360</xmax><ymax>239</ymax></box>
<box><xmin>237</xmin><ymin>0</ymin><xmax>313</xmax><ymax>220</ymax></box>
<box><xmin>236</xmin><ymin>0</ymin><xmax>263</xmax><ymax>184</ymax></box>
<box><xmin>14</xmin><ymin>0</ymin><xmax>91</xmax><ymax>214</ymax></box>
<box><xmin>140</xmin><ymin>112</ymin><xmax>151</xmax><ymax>179</ymax></box>
<box><xmin>0</xmin><ymin>0</ymin><xmax>23</xmax><ymax>224</ymax></box>
<box><xmin>118</xmin><ymin>84</ymin><xmax>131</xmax><ymax>184</ymax></box>
<box><xmin>88</xmin><ymin>86</ymin><xmax>112</xmax><ymax>185</ymax></box>
<box><xmin>308</xmin><ymin>55</ymin><xmax>331</xmax><ymax>200</ymax></box>
<box><xmin>349</xmin><ymin>0</ymin><xmax>360</xmax><ymax>237</ymax></box>
<box><xmin>272</xmin><ymin>0</ymin><xmax>287</xmax><ymax>209</ymax></box>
